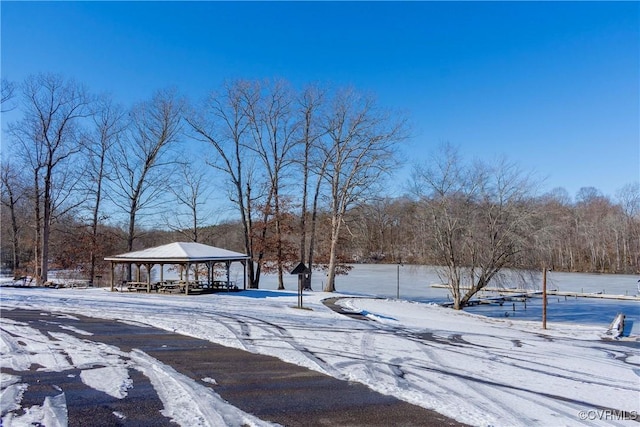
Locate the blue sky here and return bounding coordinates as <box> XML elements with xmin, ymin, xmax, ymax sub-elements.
<box><xmin>2</xmin><ymin>1</ymin><xmax>638</xmax><ymax>199</ymax></box>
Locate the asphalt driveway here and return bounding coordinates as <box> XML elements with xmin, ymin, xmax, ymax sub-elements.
<box><xmin>1</xmin><ymin>309</ymin><xmax>467</xmax><ymax>427</ymax></box>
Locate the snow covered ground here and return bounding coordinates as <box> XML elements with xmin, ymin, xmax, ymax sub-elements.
<box><xmin>1</xmin><ymin>279</ymin><xmax>638</xmax><ymax>426</ymax></box>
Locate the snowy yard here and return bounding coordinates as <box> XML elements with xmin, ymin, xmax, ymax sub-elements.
<box><xmin>1</xmin><ymin>286</ymin><xmax>638</xmax><ymax>426</ymax></box>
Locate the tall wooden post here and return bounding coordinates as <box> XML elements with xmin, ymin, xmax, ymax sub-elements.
<box><xmin>542</xmin><ymin>268</ymin><xmax>547</xmax><ymax>330</ymax></box>
<box><xmin>110</xmin><ymin>263</ymin><xmax>115</xmax><ymax>292</ymax></box>
<box><xmin>146</xmin><ymin>263</ymin><xmax>152</xmax><ymax>292</ymax></box>
<box><xmin>185</xmin><ymin>262</ymin><xmax>190</xmax><ymax>295</ymax></box>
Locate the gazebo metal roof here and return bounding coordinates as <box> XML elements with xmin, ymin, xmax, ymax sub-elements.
<box><xmin>105</xmin><ymin>242</ymin><xmax>249</xmax><ymax>263</ymax></box>
<box><xmin>104</xmin><ymin>242</ymin><xmax>249</xmax><ymax>293</ymax></box>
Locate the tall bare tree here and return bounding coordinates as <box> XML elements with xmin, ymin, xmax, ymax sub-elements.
<box><xmin>8</xmin><ymin>73</ymin><xmax>90</xmax><ymax>284</ymax></box>
<box><xmin>108</xmin><ymin>89</ymin><xmax>185</xmax><ymax>259</ymax></box>
<box><xmin>244</xmin><ymin>80</ymin><xmax>299</xmax><ymax>289</ymax></box>
<box><xmin>322</xmin><ymin>89</ymin><xmax>406</xmax><ymax>292</ymax></box>
<box><xmin>187</xmin><ymin>80</ymin><xmax>261</xmax><ymax>288</ymax></box>
<box><xmin>295</xmin><ymin>85</ymin><xmax>327</xmax><ymax>288</ymax></box>
<box><xmin>82</xmin><ymin>95</ymin><xmax>127</xmax><ymax>283</ymax></box>
<box><xmin>412</xmin><ymin>144</ymin><xmax>539</xmax><ymax>309</ymax></box>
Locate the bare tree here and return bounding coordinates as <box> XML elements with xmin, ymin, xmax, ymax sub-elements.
<box><xmin>108</xmin><ymin>89</ymin><xmax>185</xmax><ymax>260</ymax></box>
<box><xmin>322</xmin><ymin>89</ymin><xmax>406</xmax><ymax>292</ymax></box>
<box><xmin>574</xmin><ymin>188</ymin><xmax>613</xmax><ymax>272</ymax></box>
<box><xmin>187</xmin><ymin>80</ymin><xmax>261</xmax><ymax>288</ymax></box>
<box><xmin>8</xmin><ymin>73</ymin><xmax>90</xmax><ymax>284</ymax></box>
<box><xmin>82</xmin><ymin>95</ymin><xmax>127</xmax><ymax>283</ymax></box>
<box><xmin>1</xmin><ymin>78</ymin><xmax>16</xmax><ymax>112</ymax></box>
<box><xmin>295</xmin><ymin>85</ymin><xmax>327</xmax><ymax>288</ymax></box>
<box><xmin>244</xmin><ymin>80</ymin><xmax>299</xmax><ymax>289</ymax></box>
<box><xmin>536</xmin><ymin>188</ymin><xmax>575</xmax><ymax>271</ymax></box>
<box><xmin>412</xmin><ymin>144</ymin><xmax>539</xmax><ymax>309</ymax></box>
<box><xmin>348</xmin><ymin>197</ymin><xmax>403</xmax><ymax>262</ymax></box>
<box><xmin>616</xmin><ymin>182</ymin><xmax>640</xmax><ymax>272</ymax></box>
<box><xmin>0</xmin><ymin>160</ymin><xmax>26</xmax><ymax>272</ymax></box>
<box><xmin>165</xmin><ymin>160</ymin><xmax>218</xmax><ymax>242</ymax></box>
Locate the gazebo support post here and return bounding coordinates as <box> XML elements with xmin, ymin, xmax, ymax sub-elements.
<box><xmin>146</xmin><ymin>263</ymin><xmax>153</xmax><ymax>292</ymax></box>
<box><xmin>242</xmin><ymin>260</ymin><xmax>247</xmax><ymax>290</ymax></box>
<box><xmin>110</xmin><ymin>263</ymin><xmax>115</xmax><ymax>292</ymax></box>
<box><xmin>185</xmin><ymin>262</ymin><xmax>190</xmax><ymax>296</ymax></box>
<box><xmin>207</xmin><ymin>261</ymin><xmax>213</xmax><ymax>287</ymax></box>
<box><xmin>226</xmin><ymin>261</ymin><xmax>231</xmax><ymax>290</ymax></box>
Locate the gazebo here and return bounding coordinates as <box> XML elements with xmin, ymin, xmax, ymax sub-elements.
<box><xmin>104</xmin><ymin>242</ymin><xmax>250</xmax><ymax>294</ymax></box>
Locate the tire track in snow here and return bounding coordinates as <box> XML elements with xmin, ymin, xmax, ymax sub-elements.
<box><xmin>218</xmin><ymin>312</ymin><xmax>344</xmax><ymax>377</ymax></box>
<box><xmin>409</xmin><ymin>337</ymin><xmax>512</xmax><ymax>426</ymax></box>
<box><xmin>154</xmin><ymin>305</ymin><xmax>342</xmax><ymax>378</ymax></box>
<box><xmin>129</xmin><ymin>350</ymin><xmax>271</xmax><ymax>427</ymax></box>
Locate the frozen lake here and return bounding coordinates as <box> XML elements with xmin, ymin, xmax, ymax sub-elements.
<box><xmin>255</xmin><ymin>264</ymin><xmax>640</xmax><ymax>335</ymax></box>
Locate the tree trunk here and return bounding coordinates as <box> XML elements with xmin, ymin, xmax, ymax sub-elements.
<box><xmin>244</xmin><ymin>182</ymin><xmax>260</xmax><ymax>289</ymax></box>
<box><xmin>275</xmin><ymin>187</ymin><xmax>285</xmax><ymax>290</ymax></box>
<box><xmin>306</xmin><ymin>175</ymin><xmax>323</xmax><ymax>287</ymax></box>
<box><xmin>33</xmin><ymin>173</ymin><xmax>42</xmax><ymax>284</ymax></box>
<box><xmin>324</xmin><ymin>212</ymin><xmax>342</xmax><ymax>292</ymax></box>
<box><xmin>89</xmin><ymin>162</ymin><xmax>103</xmax><ymax>285</ymax></box>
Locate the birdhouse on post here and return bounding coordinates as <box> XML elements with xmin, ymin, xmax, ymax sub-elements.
<box><xmin>290</xmin><ymin>262</ymin><xmax>310</xmax><ymax>309</ymax></box>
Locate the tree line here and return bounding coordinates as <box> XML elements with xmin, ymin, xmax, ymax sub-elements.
<box><xmin>0</xmin><ymin>74</ymin><xmax>406</xmax><ymax>293</ymax></box>
<box><xmin>1</xmin><ymin>74</ymin><xmax>638</xmax><ymax>308</ymax></box>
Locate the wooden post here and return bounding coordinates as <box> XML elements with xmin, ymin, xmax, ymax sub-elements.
<box><xmin>110</xmin><ymin>263</ymin><xmax>115</xmax><ymax>292</ymax></box>
<box><xmin>298</xmin><ymin>274</ymin><xmax>303</xmax><ymax>308</ymax></box>
<box><xmin>146</xmin><ymin>264</ymin><xmax>150</xmax><ymax>292</ymax></box>
<box><xmin>243</xmin><ymin>260</ymin><xmax>247</xmax><ymax>290</ymax></box>
<box><xmin>185</xmin><ymin>262</ymin><xmax>190</xmax><ymax>295</ymax></box>
<box><xmin>542</xmin><ymin>268</ymin><xmax>547</xmax><ymax>330</ymax></box>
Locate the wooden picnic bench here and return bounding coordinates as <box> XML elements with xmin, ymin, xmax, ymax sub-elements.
<box><xmin>158</xmin><ymin>281</ymin><xmax>182</xmax><ymax>293</ymax></box>
<box><xmin>212</xmin><ymin>280</ymin><xmax>236</xmax><ymax>290</ymax></box>
<box><xmin>126</xmin><ymin>282</ymin><xmax>154</xmax><ymax>292</ymax></box>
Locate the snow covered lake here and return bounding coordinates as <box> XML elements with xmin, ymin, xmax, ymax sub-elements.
<box><xmin>1</xmin><ymin>265</ymin><xmax>638</xmax><ymax>426</ymax></box>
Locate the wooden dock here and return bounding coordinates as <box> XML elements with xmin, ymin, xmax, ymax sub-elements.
<box><xmin>431</xmin><ymin>284</ymin><xmax>540</xmax><ymax>294</ymax></box>
<box><xmin>547</xmin><ymin>291</ymin><xmax>640</xmax><ymax>301</ymax></box>
<box><xmin>431</xmin><ymin>284</ymin><xmax>640</xmax><ymax>302</ymax></box>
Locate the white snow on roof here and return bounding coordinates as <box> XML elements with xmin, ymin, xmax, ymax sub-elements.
<box><xmin>105</xmin><ymin>242</ymin><xmax>248</xmax><ymax>262</ymax></box>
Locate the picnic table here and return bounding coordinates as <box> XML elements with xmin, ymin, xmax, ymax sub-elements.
<box><xmin>158</xmin><ymin>281</ymin><xmax>182</xmax><ymax>293</ymax></box>
<box><xmin>213</xmin><ymin>280</ymin><xmax>237</xmax><ymax>290</ymax></box>
<box><xmin>126</xmin><ymin>281</ymin><xmax>154</xmax><ymax>292</ymax></box>
<box><xmin>155</xmin><ymin>280</ymin><xmax>235</xmax><ymax>295</ymax></box>
<box><xmin>179</xmin><ymin>281</ymin><xmax>207</xmax><ymax>294</ymax></box>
